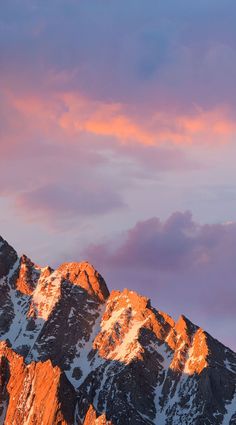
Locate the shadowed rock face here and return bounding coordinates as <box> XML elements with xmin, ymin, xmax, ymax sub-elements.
<box><xmin>0</xmin><ymin>237</ymin><xmax>18</xmax><ymax>280</ymax></box>
<box><xmin>0</xmin><ymin>237</ymin><xmax>18</xmax><ymax>338</ymax></box>
<box><xmin>0</xmin><ymin>235</ymin><xmax>235</xmax><ymax>425</ymax></box>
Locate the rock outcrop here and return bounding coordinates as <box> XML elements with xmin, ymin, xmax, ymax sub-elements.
<box><xmin>0</xmin><ymin>341</ymin><xmax>76</xmax><ymax>425</ymax></box>
<box><xmin>83</xmin><ymin>405</ymin><xmax>112</xmax><ymax>425</ymax></box>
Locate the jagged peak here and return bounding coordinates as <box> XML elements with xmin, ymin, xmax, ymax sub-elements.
<box><xmin>0</xmin><ymin>235</ymin><xmax>12</xmax><ymax>248</ymax></box>
<box><xmin>0</xmin><ymin>235</ymin><xmax>17</xmax><ymax>257</ymax></box>
<box><xmin>169</xmin><ymin>316</ymin><xmax>210</xmax><ymax>374</ymax></box>
<box><xmin>0</xmin><ymin>235</ymin><xmax>18</xmax><ymax>279</ymax></box>
<box><xmin>20</xmin><ymin>253</ymin><xmax>34</xmax><ymax>264</ymax></box>
<box><xmin>183</xmin><ymin>328</ymin><xmax>209</xmax><ymax>375</ymax></box>
<box><xmin>175</xmin><ymin>314</ymin><xmax>198</xmax><ymax>341</ymax></box>
<box><xmin>0</xmin><ymin>343</ymin><xmax>77</xmax><ymax>425</ymax></box>
<box><xmin>57</xmin><ymin>261</ymin><xmax>109</xmax><ymax>302</ymax></box>
<box><xmin>83</xmin><ymin>405</ymin><xmax>112</xmax><ymax>425</ymax></box>
<box><xmin>19</xmin><ymin>255</ymin><xmax>53</xmax><ymax>276</ymax></box>
<box><xmin>158</xmin><ymin>310</ymin><xmax>175</xmax><ymax>328</ymax></box>
<box><xmin>0</xmin><ymin>235</ymin><xmax>5</xmax><ymax>248</ymax></box>
<box><xmin>40</xmin><ymin>265</ymin><xmax>54</xmax><ymax>278</ymax></box>
<box><xmin>0</xmin><ymin>340</ymin><xmax>74</xmax><ymax>396</ymax></box>
<box><xmin>14</xmin><ymin>254</ymin><xmax>42</xmax><ymax>295</ymax></box>
<box><xmin>93</xmin><ymin>289</ymin><xmax>176</xmax><ymax>364</ymax></box>
<box><xmin>108</xmin><ymin>288</ymin><xmax>150</xmax><ymax>310</ymax></box>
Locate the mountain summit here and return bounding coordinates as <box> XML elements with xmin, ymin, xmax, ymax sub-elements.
<box><xmin>0</xmin><ymin>235</ymin><xmax>235</xmax><ymax>425</ymax></box>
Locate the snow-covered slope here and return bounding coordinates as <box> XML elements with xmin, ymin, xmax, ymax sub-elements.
<box><xmin>0</xmin><ymin>235</ymin><xmax>235</xmax><ymax>425</ymax></box>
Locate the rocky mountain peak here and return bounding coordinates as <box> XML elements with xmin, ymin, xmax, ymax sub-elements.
<box><xmin>175</xmin><ymin>314</ymin><xmax>197</xmax><ymax>343</ymax></box>
<box><xmin>14</xmin><ymin>254</ymin><xmax>41</xmax><ymax>295</ymax></box>
<box><xmin>0</xmin><ymin>236</ymin><xmax>18</xmax><ymax>280</ymax></box>
<box><xmin>0</xmin><ymin>235</ymin><xmax>235</xmax><ymax>424</ymax></box>
<box><xmin>57</xmin><ymin>261</ymin><xmax>109</xmax><ymax>303</ymax></box>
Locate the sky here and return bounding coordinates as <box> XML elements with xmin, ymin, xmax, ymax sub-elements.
<box><xmin>1</xmin><ymin>0</ymin><xmax>236</xmax><ymax>350</ymax></box>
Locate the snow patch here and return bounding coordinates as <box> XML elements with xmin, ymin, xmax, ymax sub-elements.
<box><xmin>109</xmin><ymin>317</ymin><xmax>149</xmax><ymax>363</ymax></box>
<box><xmin>32</xmin><ymin>271</ymin><xmax>62</xmax><ymax>320</ymax></box>
<box><xmin>65</xmin><ymin>305</ymin><xmax>105</xmax><ymax>388</ymax></box>
<box><xmin>222</xmin><ymin>389</ymin><xmax>236</xmax><ymax>425</ymax></box>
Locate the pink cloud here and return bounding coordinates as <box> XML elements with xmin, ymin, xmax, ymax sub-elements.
<box><xmin>0</xmin><ymin>85</ymin><xmax>234</xmax><ymax>228</ymax></box>
<box><xmin>2</xmin><ymin>88</ymin><xmax>236</xmax><ymax>155</ymax></box>
<box><xmin>37</xmin><ymin>93</ymin><xmax>236</xmax><ymax>145</ymax></box>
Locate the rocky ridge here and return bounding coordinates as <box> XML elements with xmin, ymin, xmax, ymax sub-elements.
<box><xmin>0</xmin><ymin>235</ymin><xmax>235</xmax><ymax>425</ymax></box>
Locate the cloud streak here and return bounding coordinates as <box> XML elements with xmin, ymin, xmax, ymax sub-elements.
<box><xmin>15</xmin><ymin>182</ymin><xmax>125</xmax><ymax>220</ymax></box>
<box><xmin>3</xmin><ymin>90</ymin><xmax>236</xmax><ymax>150</ymax></box>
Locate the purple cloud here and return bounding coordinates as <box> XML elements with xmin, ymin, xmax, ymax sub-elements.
<box><xmin>84</xmin><ymin>211</ymin><xmax>234</xmax><ymax>270</ymax></box>
<box><xmin>15</xmin><ymin>182</ymin><xmax>125</xmax><ymax>220</ymax></box>
<box><xmin>83</xmin><ymin>212</ymin><xmax>236</xmax><ymax>349</ymax></box>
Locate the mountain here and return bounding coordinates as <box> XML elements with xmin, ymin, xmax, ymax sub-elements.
<box><xmin>0</xmin><ymin>235</ymin><xmax>235</xmax><ymax>425</ymax></box>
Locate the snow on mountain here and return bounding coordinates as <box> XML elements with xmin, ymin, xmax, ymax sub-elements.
<box><xmin>0</xmin><ymin>235</ymin><xmax>235</xmax><ymax>425</ymax></box>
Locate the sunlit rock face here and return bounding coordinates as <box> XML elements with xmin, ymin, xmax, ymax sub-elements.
<box><xmin>57</xmin><ymin>262</ymin><xmax>109</xmax><ymax>303</ymax></box>
<box><xmin>0</xmin><ymin>235</ymin><xmax>235</xmax><ymax>425</ymax></box>
<box><xmin>83</xmin><ymin>404</ymin><xmax>112</xmax><ymax>425</ymax></box>
<box><xmin>0</xmin><ymin>341</ymin><xmax>77</xmax><ymax>425</ymax></box>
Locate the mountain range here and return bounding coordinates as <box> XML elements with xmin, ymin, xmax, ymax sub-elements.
<box><xmin>0</xmin><ymin>235</ymin><xmax>235</xmax><ymax>425</ymax></box>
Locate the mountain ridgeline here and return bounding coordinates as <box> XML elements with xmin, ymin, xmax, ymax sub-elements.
<box><xmin>0</xmin><ymin>235</ymin><xmax>235</xmax><ymax>425</ymax></box>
